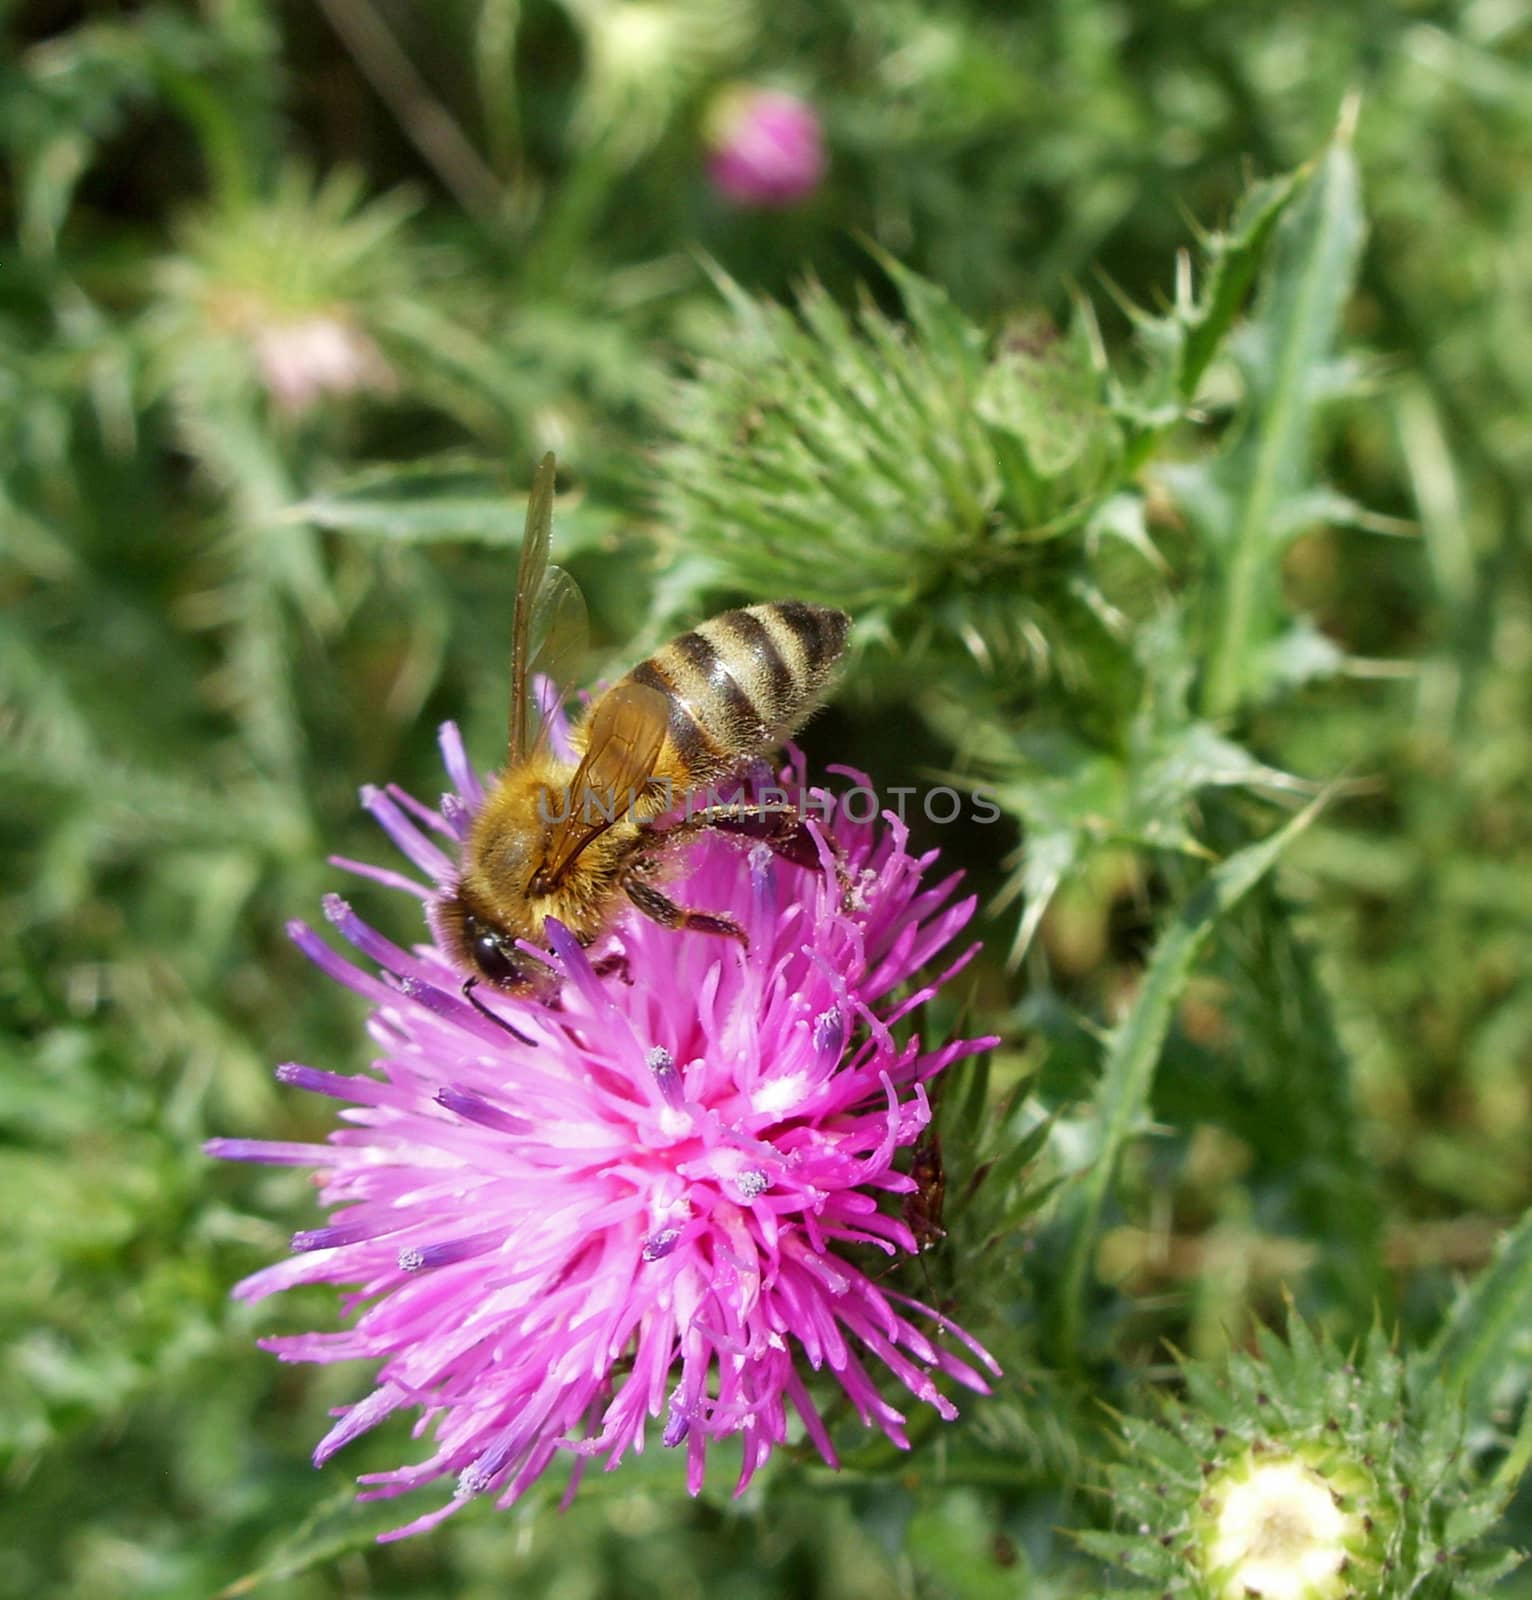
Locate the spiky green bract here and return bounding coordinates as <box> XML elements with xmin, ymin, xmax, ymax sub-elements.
<box><xmin>650</xmin><ymin>256</ymin><xmax>1127</xmax><ymax>680</ymax></box>
<box><xmin>1080</xmin><ymin>1314</ymin><xmax>1521</xmax><ymax>1599</ymax></box>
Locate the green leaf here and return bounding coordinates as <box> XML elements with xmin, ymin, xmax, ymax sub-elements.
<box><xmin>1184</xmin><ymin>132</ymin><xmax>1367</xmax><ymax>716</ymax></box>
<box><xmin>287</xmin><ymin>460</ymin><xmax>620</xmax><ymax>551</ymax></box>
<box><xmin>944</xmin><ymin>610</ymin><xmax>1303</xmax><ymax>961</ymax></box>
<box><xmin>1118</xmin><ymin>168</ymin><xmax>1300</xmax><ymax>462</ymax></box>
<box><xmin>215</xmin><ymin>1484</ymin><xmax>429</xmax><ymax>1594</ymax></box>
<box><xmin>1052</xmin><ymin>800</ymin><xmax>1323</xmax><ymax>1364</ymax></box>
<box><xmin>1179</xmin><ymin>171</ymin><xmax>1303</xmax><ymax>409</ymax></box>
<box><xmin>905</xmin><ymin>1490</ymin><xmax>1022</xmax><ymax>1600</ymax></box>
<box><xmin>1426</xmin><ymin>1204</ymin><xmax>1532</xmax><ymax>1434</ymax></box>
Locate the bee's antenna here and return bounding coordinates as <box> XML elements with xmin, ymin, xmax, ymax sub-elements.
<box><xmin>461</xmin><ymin>977</ymin><xmax>537</xmax><ymax>1047</ymax></box>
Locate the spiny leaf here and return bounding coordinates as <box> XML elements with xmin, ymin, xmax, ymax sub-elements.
<box><xmin>935</xmin><ymin>609</ymin><xmax>1303</xmax><ymax>961</ymax></box>
<box><xmin>1114</xmin><ymin>167</ymin><xmax>1299</xmax><ymax>460</ymax></box>
<box><xmin>1178</xmin><ymin>131</ymin><xmax>1367</xmax><ymax>717</ymax></box>
<box><xmin>1427</xmin><ymin>1204</ymin><xmax>1532</xmax><ymax>1435</ymax></box>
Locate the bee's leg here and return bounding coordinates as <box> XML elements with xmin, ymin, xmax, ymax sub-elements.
<box><xmin>661</xmin><ymin>803</ymin><xmax>854</xmax><ymax>903</ymax></box>
<box><xmin>624</xmin><ymin>873</ymin><xmax>749</xmax><ymax>947</ymax></box>
<box><xmin>650</xmin><ymin>803</ymin><xmax>821</xmax><ymax>869</ymax></box>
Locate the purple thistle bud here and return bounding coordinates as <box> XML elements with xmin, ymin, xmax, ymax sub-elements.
<box><xmin>215</xmin><ymin>721</ymin><xmax>998</xmax><ymax>1539</ymax></box>
<box><xmin>704</xmin><ymin>85</ymin><xmax>826</xmax><ymax>210</ymax></box>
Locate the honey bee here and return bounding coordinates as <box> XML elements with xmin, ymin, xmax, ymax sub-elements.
<box><xmin>437</xmin><ymin>453</ymin><xmax>851</xmax><ymax>995</ymax></box>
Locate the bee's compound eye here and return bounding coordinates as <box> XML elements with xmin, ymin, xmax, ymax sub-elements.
<box><xmin>473</xmin><ymin>936</ymin><xmax>519</xmax><ymax>986</ymax></box>
<box><xmin>463</xmin><ymin>918</ymin><xmax>528</xmax><ymax>990</ymax></box>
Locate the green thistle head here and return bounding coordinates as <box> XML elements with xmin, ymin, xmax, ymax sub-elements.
<box><xmin>1080</xmin><ymin>1314</ymin><xmax>1520</xmax><ymax>1598</ymax></box>
<box><xmin>151</xmin><ymin>164</ymin><xmax>415</xmax><ymax>418</ymax></box>
<box><xmin>649</xmin><ymin>258</ymin><xmax>1128</xmax><ymax>684</ymax></box>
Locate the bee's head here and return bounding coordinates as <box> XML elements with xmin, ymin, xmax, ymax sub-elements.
<box><xmin>438</xmin><ymin>893</ymin><xmax>539</xmax><ymax>994</ymax></box>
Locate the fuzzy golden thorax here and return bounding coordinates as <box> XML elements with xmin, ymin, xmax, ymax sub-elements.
<box><xmin>438</xmin><ymin>751</ymin><xmax>647</xmax><ymax>991</ymax></box>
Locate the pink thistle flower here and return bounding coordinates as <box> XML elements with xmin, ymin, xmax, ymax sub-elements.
<box><xmin>704</xmin><ymin>85</ymin><xmax>827</xmax><ymax>209</ymax></box>
<box><xmin>210</xmin><ymin>723</ymin><xmax>998</xmax><ymax>1539</ymax></box>
<box><xmin>249</xmin><ymin>311</ymin><xmax>397</xmax><ymax>418</ymax></box>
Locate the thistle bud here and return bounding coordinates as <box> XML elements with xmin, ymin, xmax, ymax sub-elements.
<box><xmin>152</xmin><ymin>166</ymin><xmax>412</xmax><ymax>423</ymax></box>
<box><xmin>1079</xmin><ymin>1315</ymin><xmax>1519</xmax><ymax>1597</ymax></box>
<box><xmin>1194</xmin><ymin>1448</ymin><xmax>1378</xmax><ymax>1599</ymax></box>
<box><xmin>704</xmin><ymin>85</ymin><xmax>826</xmax><ymax>209</ymax></box>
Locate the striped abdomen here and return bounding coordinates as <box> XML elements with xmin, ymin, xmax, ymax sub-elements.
<box><xmin>621</xmin><ymin>601</ymin><xmax>851</xmax><ymax>791</ymax></box>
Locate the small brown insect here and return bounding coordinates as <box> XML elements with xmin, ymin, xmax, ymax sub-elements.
<box><xmin>904</xmin><ymin>1128</ymin><xmax>947</xmax><ymax>1253</ymax></box>
<box><xmin>436</xmin><ymin>453</ymin><xmax>851</xmax><ymax>994</ymax></box>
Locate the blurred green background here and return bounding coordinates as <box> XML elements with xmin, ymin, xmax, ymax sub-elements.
<box><xmin>6</xmin><ymin>0</ymin><xmax>1532</xmax><ymax>1594</ymax></box>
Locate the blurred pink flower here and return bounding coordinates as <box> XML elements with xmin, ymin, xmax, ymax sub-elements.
<box><xmin>705</xmin><ymin>85</ymin><xmax>826</xmax><ymax>208</ymax></box>
<box><xmin>249</xmin><ymin>312</ymin><xmax>396</xmax><ymax>417</ymax></box>
<box><xmin>210</xmin><ymin>724</ymin><xmax>996</xmax><ymax>1539</ymax></box>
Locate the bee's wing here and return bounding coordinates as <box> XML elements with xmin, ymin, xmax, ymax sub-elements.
<box><xmin>508</xmin><ymin>453</ymin><xmax>556</xmax><ymax>764</ymax></box>
<box><xmin>540</xmin><ymin>680</ymin><xmax>669</xmax><ymax>886</ymax></box>
<box><xmin>524</xmin><ymin>564</ymin><xmax>589</xmax><ymax>752</ymax></box>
